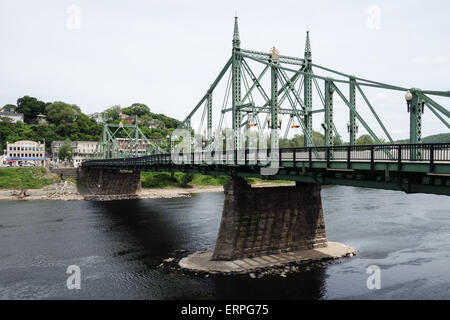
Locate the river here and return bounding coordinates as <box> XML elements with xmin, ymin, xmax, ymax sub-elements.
<box><xmin>1</xmin><ymin>185</ymin><xmax>449</xmax><ymax>299</ymax></box>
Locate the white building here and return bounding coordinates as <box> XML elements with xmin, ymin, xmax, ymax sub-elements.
<box><xmin>51</xmin><ymin>141</ymin><xmax>98</xmax><ymax>167</ymax></box>
<box><xmin>88</xmin><ymin>112</ymin><xmax>103</xmax><ymax>123</ymax></box>
<box><xmin>0</xmin><ymin>111</ymin><xmax>24</xmax><ymax>123</ymax></box>
<box><xmin>5</xmin><ymin>140</ymin><xmax>45</xmax><ymax>166</ymax></box>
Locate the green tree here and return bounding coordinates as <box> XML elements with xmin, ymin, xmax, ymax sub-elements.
<box><xmin>102</xmin><ymin>105</ymin><xmax>122</xmax><ymax>122</ymax></box>
<box><xmin>122</xmin><ymin>103</ymin><xmax>150</xmax><ymax>117</ymax></box>
<box><xmin>45</xmin><ymin>101</ymin><xmax>80</xmax><ymax>125</ymax></box>
<box><xmin>58</xmin><ymin>139</ymin><xmax>73</xmax><ymax>161</ymax></box>
<box><xmin>356</xmin><ymin>134</ymin><xmax>375</xmax><ymax>145</ymax></box>
<box><xmin>180</xmin><ymin>173</ymin><xmax>194</xmax><ymax>188</ymax></box>
<box><xmin>2</xmin><ymin>104</ymin><xmax>17</xmax><ymax>112</ymax></box>
<box><xmin>16</xmin><ymin>96</ymin><xmax>47</xmax><ymax>123</ymax></box>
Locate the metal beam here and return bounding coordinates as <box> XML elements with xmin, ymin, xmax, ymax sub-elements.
<box><xmin>324</xmin><ymin>79</ymin><xmax>334</xmax><ymax>147</ymax></box>
<box><xmin>426</xmin><ymin>102</ymin><xmax>450</xmax><ymax>129</ymax></box>
<box><xmin>356</xmin><ymin>84</ymin><xmax>394</xmax><ymax>143</ymax></box>
<box><xmin>331</xmin><ymin>82</ymin><xmax>385</xmax><ymax>146</ymax></box>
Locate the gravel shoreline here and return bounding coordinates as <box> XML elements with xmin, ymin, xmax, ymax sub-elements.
<box><xmin>0</xmin><ymin>181</ymin><xmax>294</xmax><ymax>201</ymax></box>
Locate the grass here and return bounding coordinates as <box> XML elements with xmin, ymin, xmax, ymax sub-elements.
<box><xmin>140</xmin><ymin>171</ymin><xmax>290</xmax><ymax>189</ymax></box>
<box><xmin>0</xmin><ymin>167</ymin><xmax>60</xmax><ymax>189</ymax></box>
<box><xmin>0</xmin><ymin>168</ymin><xmax>291</xmax><ymax>191</ymax></box>
<box><xmin>140</xmin><ymin>171</ymin><xmax>231</xmax><ymax>189</ymax></box>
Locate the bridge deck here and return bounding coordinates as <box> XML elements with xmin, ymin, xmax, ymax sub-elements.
<box><xmin>83</xmin><ymin>143</ymin><xmax>450</xmax><ymax>196</ymax></box>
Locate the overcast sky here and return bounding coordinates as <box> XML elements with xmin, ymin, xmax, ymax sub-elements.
<box><xmin>1</xmin><ymin>0</ymin><xmax>449</xmax><ymax>140</ymax></box>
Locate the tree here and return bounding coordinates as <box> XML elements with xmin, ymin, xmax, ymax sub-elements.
<box><xmin>58</xmin><ymin>139</ymin><xmax>73</xmax><ymax>161</ymax></box>
<box><xmin>102</xmin><ymin>105</ymin><xmax>121</xmax><ymax>122</ymax></box>
<box><xmin>356</xmin><ymin>134</ymin><xmax>375</xmax><ymax>145</ymax></box>
<box><xmin>45</xmin><ymin>102</ymin><xmax>80</xmax><ymax>125</ymax></box>
<box><xmin>180</xmin><ymin>173</ymin><xmax>194</xmax><ymax>188</ymax></box>
<box><xmin>122</xmin><ymin>103</ymin><xmax>150</xmax><ymax>117</ymax></box>
<box><xmin>2</xmin><ymin>104</ymin><xmax>17</xmax><ymax>112</ymax></box>
<box><xmin>16</xmin><ymin>96</ymin><xmax>46</xmax><ymax>123</ymax></box>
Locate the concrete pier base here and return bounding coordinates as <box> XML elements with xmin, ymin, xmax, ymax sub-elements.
<box><xmin>78</xmin><ymin>167</ymin><xmax>141</xmax><ymax>200</ymax></box>
<box><xmin>212</xmin><ymin>178</ymin><xmax>327</xmax><ymax>261</ymax></box>
<box><xmin>179</xmin><ymin>242</ymin><xmax>355</xmax><ymax>274</ymax></box>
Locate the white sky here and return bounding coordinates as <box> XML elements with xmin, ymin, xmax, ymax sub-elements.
<box><xmin>1</xmin><ymin>0</ymin><xmax>449</xmax><ymax>140</ymax></box>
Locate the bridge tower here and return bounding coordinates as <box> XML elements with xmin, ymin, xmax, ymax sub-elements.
<box><xmin>324</xmin><ymin>78</ymin><xmax>334</xmax><ymax>147</ymax></box>
<box><xmin>270</xmin><ymin>46</ymin><xmax>280</xmax><ymax>152</ymax></box>
<box><xmin>349</xmin><ymin>76</ymin><xmax>357</xmax><ymax>145</ymax></box>
<box><xmin>232</xmin><ymin>16</ymin><xmax>242</xmax><ymax>158</ymax></box>
<box><xmin>304</xmin><ymin>31</ymin><xmax>313</xmax><ymax>146</ymax></box>
<box><xmin>407</xmin><ymin>89</ymin><xmax>423</xmax><ymax>160</ymax></box>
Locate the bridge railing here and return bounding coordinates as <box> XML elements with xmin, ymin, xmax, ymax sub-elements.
<box><xmin>82</xmin><ymin>143</ymin><xmax>450</xmax><ymax>172</ymax></box>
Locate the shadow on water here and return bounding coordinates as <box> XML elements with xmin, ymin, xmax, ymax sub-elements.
<box><xmin>87</xmin><ymin>196</ymin><xmax>328</xmax><ymax>300</ymax></box>
<box><xmin>89</xmin><ymin>199</ymin><xmax>189</xmax><ymax>266</ymax></box>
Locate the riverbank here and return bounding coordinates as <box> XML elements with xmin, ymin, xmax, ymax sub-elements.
<box><xmin>0</xmin><ymin>181</ymin><xmax>295</xmax><ymax>201</ymax></box>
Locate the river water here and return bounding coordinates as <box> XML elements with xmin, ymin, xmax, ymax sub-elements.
<box><xmin>0</xmin><ymin>185</ymin><xmax>449</xmax><ymax>300</ymax></box>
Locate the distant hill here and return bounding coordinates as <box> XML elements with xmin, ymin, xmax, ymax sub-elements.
<box><xmin>395</xmin><ymin>133</ymin><xmax>450</xmax><ymax>144</ymax></box>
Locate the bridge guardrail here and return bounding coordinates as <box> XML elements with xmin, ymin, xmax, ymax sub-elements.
<box><xmin>82</xmin><ymin>143</ymin><xmax>450</xmax><ymax>173</ymax></box>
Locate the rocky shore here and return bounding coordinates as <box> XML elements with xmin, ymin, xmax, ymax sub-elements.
<box><xmin>0</xmin><ymin>182</ymin><xmax>224</xmax><ymax>201</ymax></box>
<box><xmin>158</xmin><ymin>243</ymin><xmax>356</xmax><ymax>278</ymax></box>
<box><xmin>0</xmin><ymin>181</ymin><xmax>293</xmax><ymax>201</ymax></box>
<box><xmin>0</xmin><ymin>181</ymin><xmax>83</xmax><ymax>201</ymax></box>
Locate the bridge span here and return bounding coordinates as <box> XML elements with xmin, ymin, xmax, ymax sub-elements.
<box><xmin>82</xmin><ymin>143</ymin><xmax>450</xmax><ymax>196</ymax></box>
<box><xmin>80</xmin><ymin>17</ymin><xmax>449</xmax><ymax>265</ymax></box>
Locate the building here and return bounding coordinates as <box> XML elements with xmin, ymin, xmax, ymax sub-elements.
<box><xmin>35</xmin><ymin>114</ymin><xmax>47</xmax><ymax>124</ymax></box>
<box><xmin>119</xmin><ymin>113</ymin><xmax>141</xmax><ymax>125</ymax></box>
<box><xmin>115</xmin><ymin>138</ymin><xmax>149</xmax><ymax>155</ymax></box>
<box><xmin>51</xmin><ymin>140</ymin><xmax>99</xmax><ymax>167</ymax></box>
<box><xmin>5</xmin><ymin>140</ymin><xmax>45</xmax><ymax>166</ymax></box>
<box><xmin>89</xmin><ymin>112</ymin><xmax>103</xmax><ymax>123</ymax></box>
<box><xmin>0</xmin><ymin>111</ymin><xmax>24</xmax><ymax>123</ymax></box>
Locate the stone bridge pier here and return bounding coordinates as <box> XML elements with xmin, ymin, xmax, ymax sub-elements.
<box><xmin>212</xmin><ymin>178</ymin><xmax>328</xmax><ymax>260</ymax></box>
<box><xmin>179</xmin><ymin>178</ymin><xmax>355</xmax><ymax>273</ymax></box>
<box><xmin>78</xmin><ymin>167</ymin><xmax>141</xmax><ymax>200</ymax></box>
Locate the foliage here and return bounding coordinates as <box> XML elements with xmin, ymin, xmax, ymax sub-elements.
<box><xmin>0</xmin><ymin>96</ymin><xmax>102</xmax><ymax>152</ymax></box>
<box><xmin>141</xmin><ymin>172</ymin><xmax>183</xmax><ymax>188</ymax></box>
<box><xmin>2</xmin><ymin>104</ymin><xmax>16</xmax><ymax>112</ymax></box>
<box><xmin>102</xmin><ymin>105</ymin><xmax>121</xmax><ymax>122</ymax></box>
<box><xmin>355</xmin><ymin>134</ymin><xmax>375</xmax><ymax>145</ymax></box>
<box><xmin>395</xmin><ymin>133</ymin><xmax>450</xmax><ymax>144</ymax></box>
<box><xmin>16</xmin><ymin>96</ymin><xmax>47</xmax><ymax>123</ymax></box>
<box><xmin>141</xmin><ymin>172</ymin><xmax>230</xmax><ymax>188</ymax></box>
<box><xmin>45</xmin><ymin>101</ymin><xmax>81</xmax><ymax>125</ymax></box>
<box><xmin>191</xmin><ymin>174</ymin><xmax>230</xmax><ymax>186</ymax></box>
<box><xmin>57</xmin><ymin>139</ymin><xmax>73</xmax><ymax>161</ymax></box>
<box><xmin>122</xmin><ymin>103</ymin><xmax>151</xmax><ymax>117</ymax></box>
<box><xmin>279</xmin><ymin>131</ymin><xmax>327</xmax><ymax>148</ymax></box>
<box><xmin>180</xmin><ymin>173</ymin><xmax>194</xmax><ymax>188</ymax></box>
<box><xmin>0</xmin><ymin>167</ymin><xmax>59</xmax><ymax>189</ymax></box>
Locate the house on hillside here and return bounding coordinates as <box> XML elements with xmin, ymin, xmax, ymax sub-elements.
<box><xmin>0</xmin><ymin>110</ymin><xmax>24</xmax><ymax>123</ymax></box>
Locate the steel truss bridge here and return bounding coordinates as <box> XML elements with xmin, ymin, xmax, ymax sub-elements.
<box><xmin>84</xmin><ymin>17</ymin><xmax>450</xmax><ymax>196</ymax></box>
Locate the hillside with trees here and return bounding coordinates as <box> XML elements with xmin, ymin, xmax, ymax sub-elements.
<box><xmin>395</xmin><ymin>133</ymin><xmax>450</xmax><ymax>144</ymax></box>
<box><xmin>0</xmin><ymin>96</ymin><xmax>180</xmax><ymax>153</ymax></box>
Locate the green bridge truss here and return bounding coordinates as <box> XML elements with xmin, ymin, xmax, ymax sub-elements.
<box><xmin>84</xmin><ymin>17</ymin><xmax>450</xmax><ymax>196</ymax></box>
